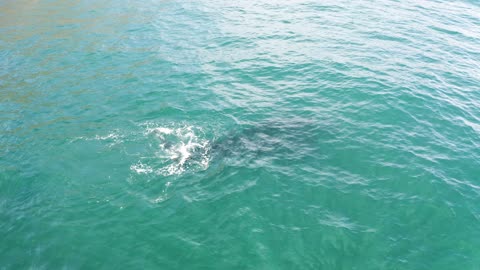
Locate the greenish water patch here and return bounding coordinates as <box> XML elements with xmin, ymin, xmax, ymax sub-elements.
<box><xmin>1</xmin><ymin>0</ymin><xmax>480</xmax><ymax>269</ymax></box>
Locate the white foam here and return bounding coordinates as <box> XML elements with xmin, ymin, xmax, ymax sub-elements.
<box><xmin>130</xmin><ymin>162</ymin><xmax>154</xmax><ymax>174</ymax></box>
<box><xmin>154</xmin><ymin>127</ymin><xmax>174</xmax><ymax>135</ymax></box>
<box><xmin>131</xmin><ymin>124</ymin><xmax>211</xmax><ymax>176</ymax></box>
<box><xmin>94</xmin><ymin>133</ymin><xmax>119</xmax><ymax>140</ymax></box>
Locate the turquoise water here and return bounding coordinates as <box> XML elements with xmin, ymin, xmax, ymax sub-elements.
<box><xmin>1</xmin><ymin>0</ymin><xmax>480</xmax><ymax>268</ymax></box>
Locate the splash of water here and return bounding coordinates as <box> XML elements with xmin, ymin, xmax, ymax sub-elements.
<box><xmin>131</xmin><ymin>124</ymin><xmax>211</xmax><ymax>176</ymax></box>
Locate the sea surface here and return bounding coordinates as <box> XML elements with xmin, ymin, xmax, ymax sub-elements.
<box><xmin>1</xmin><ymin>0</ymin><xmax>480</xmax><ymax>269</ymax></box>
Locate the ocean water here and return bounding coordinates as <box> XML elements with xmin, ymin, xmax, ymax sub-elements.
<box><xmin>1</xmin><ymin>0</ymin><xmax>480</xmax><ymax>268</ymax></box>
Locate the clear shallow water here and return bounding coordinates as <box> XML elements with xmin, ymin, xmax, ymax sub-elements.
<box><xmin>1</xmin><ymin>0</ymin><xmax>480</xmax><ymax>268</ymax></box>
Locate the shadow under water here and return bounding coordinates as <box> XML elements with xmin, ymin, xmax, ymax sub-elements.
<box><xmin>206</xmin><ymin>119</ymin><xmax>333</xmax><ymax>168</ymax></box>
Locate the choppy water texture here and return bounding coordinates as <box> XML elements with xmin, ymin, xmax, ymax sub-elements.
<box><xmin>1</xmin><ymin>0</ymin><xmax>480</xmax><ymax>269</ymax></box>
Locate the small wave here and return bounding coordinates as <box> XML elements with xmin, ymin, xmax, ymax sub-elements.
<box><xmin>70</xmin><ymin>131</ymin><xmax>124</xmax><ymax>147</ymax></box>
